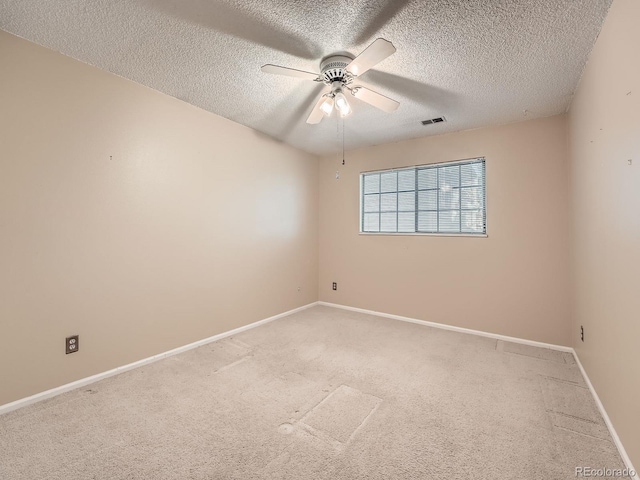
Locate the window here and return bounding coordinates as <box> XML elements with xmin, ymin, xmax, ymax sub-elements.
<box><xmin>360</xmin><ymin>158</ymin><xmax>486</xmax><ymax>235</ymax></box>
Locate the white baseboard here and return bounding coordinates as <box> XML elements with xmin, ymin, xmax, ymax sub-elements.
<box><xmin>0</xmin><ymin>301</ymin><xmax>319</xmax><ymax>416</ymax></box>
<box><xmin>317</xmin><ymin>301</ymin><xmax>573</xmax><ymax>352</ymax></box>
<box><xmin>572</xmin><ymin>352</ymin><xmax>637</xmax><ymax>475</ymax></box>
<box><xmin>2</xmin><ymin>300</ymin><xmax>635</xmax><ymax>474</ymax></box>
<box><xmin>318</xmin><ymin>301</ymin><xmax>635</xmax><ymax>473</ymax></box>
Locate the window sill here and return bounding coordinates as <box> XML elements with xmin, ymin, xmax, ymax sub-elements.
<box><xmin>358</xmin><ymin>232</ymin><xmax>488</xmax><ymax>238</ymax></box>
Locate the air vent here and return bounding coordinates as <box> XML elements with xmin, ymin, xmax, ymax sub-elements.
<box><xmin>421</xmin><ymin>116</ymin><xmax>446</xmax><ymax>125</ymax></box>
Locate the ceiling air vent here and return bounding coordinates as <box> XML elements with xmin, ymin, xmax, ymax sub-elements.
<box><xmin>421</xmin><ymin>116</ymin><xmax>446</xmax><ymax>125</ymax></box>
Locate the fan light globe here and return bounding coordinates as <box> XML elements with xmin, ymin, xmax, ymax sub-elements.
<box><xmin>320</xmin><ymin>97</ymin><xmax>334</xmax><ymax>116</ymax></box>
<box><xmin>335</xmin><ymin>92</ymin><xmax>351</xmax><ymax>117</ymax></box>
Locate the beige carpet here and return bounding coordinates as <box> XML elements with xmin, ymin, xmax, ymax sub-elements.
<box><xmin>0</xmin><ymin>306</ymin><xmax>627</xmax><ymax>479</ymax></box>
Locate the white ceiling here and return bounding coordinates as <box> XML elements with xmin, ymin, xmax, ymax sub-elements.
<box><xmin>1</xmin><ymin>0</ymin><xmax>611</xmax><ymax>155</ymax></box>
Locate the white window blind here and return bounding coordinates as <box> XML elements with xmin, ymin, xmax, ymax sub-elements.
<box><xmin>360</xmin><ymin>158</ymin><xmax>486</xmax><ymax>235</ymax></box>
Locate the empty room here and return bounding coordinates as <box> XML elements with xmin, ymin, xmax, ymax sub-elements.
<box><xmin>0</xmin><ymin>0</ymin><xmax>638</xmax><ymax>478</ymax></box>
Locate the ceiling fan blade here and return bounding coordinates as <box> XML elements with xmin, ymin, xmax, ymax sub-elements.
<box><xmin>350</xmin><ymin>85</ymin><xmax>400</xmax><ymax>113</ymax></box>
<box><xmin>346</xmin><ymin>38</ymin><xmax>396</xmax><ymax>76</ymax></box>
<box><xmin>307</xmin><ymin>94</ymin><xmax>328</xmax><ymax>124</ymax></box>
<box><xmin>261</xmin><ymin>64</ymin><xmax>320</xmax><ymax>81</ymax></box>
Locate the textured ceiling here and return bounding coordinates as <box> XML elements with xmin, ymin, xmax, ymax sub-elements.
<box><xmin>1</xmin><ymin>0</ymin><xmax>611</xmax><ymax>155</ymax></box>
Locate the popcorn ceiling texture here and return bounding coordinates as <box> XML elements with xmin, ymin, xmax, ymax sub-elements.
<box><xmin>0</xmin><ymin>0</ymin><xmax>611</xmax><ymax>155</ymax></box>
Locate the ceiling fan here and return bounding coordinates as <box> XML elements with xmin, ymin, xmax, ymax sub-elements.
<box><xmin>261</xmin><ymin>38</ymin><xmax>400</xmax><ymax>124</ymax></box>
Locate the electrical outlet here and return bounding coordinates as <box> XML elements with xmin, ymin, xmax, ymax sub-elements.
<box><xmin>580</xmin><ymin>326</ymin><xmax>584</xmax><ymax>342</ymax></box>
<box><xmin>66</xmin><ymin>335</ymin><xmax>79</xmax><ymax>354</ymax></box>
<box><xmin>332</xmin><ymin>282</ymin><xmax>337</xmax><ymax>291</ymax></box>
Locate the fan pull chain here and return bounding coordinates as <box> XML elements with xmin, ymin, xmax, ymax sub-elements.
<box><xmin>342</xmin><ymin>118</ymin><xmax>345</xmax><ymax>166</ymax></box>
<box><xmin>335</xmin><ymin>116</ymin><xmax>346</xmax><ymax>172</ymax></box>
<box><xmin>336</xmin><ymin>114</ymin><xmax>340</xmax><ymax>166</ymax></box>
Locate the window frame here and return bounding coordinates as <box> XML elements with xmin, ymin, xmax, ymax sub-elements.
<box><xmin>359</xmin><ymin>157</ymin><xmax>487</xmax><ymax>237</ymax></box>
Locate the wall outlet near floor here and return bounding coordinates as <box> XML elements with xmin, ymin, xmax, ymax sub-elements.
<box><xmin>66</xmin><ymin>335</ymin><xmax>79</xmax><ymax>354</ymax></box>
<box><xmin>580</xmin><ymin>326</ymin><xmax>584</xmax><ymax>342</ymax></box>
<box><xmin>332</xmin><ymin>282</ymin><xmax>337</xmax><ymax>291</ymax></box>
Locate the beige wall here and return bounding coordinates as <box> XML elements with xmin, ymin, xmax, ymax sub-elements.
<box><xmin>568</xmin><ymin>0</ymin><xmax>639</xmax><ymax>467</ymax></box>
<box><xmin>0</xmin><ymin>31</ymin><xmax>318</xmax><ymax>406</ymax></box>
<box><xmin>319</xmin><ymin>115</ymin><xmax>572</xmax><ymax>346</ymax></box>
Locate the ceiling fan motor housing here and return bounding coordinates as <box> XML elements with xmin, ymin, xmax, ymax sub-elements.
<box><xmin>320</xmin><ymin>55</ymin><xmax>354</xmax><ymax>87</ymax></box>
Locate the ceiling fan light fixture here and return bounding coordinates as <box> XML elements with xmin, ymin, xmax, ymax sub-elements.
<box><xmin>262</xmin><ymin>38</ymin><xmax>399</xmax><ymax>125</ymax></box>
<box><xmin>320</xmin><ymin>96</ymin><xmax>334</xmax><ymax>116</ymax></box>
<box><xmin>334</xmin><ymin>91</ymin><xmax>351</xmax><ymax>117</ymax></box>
